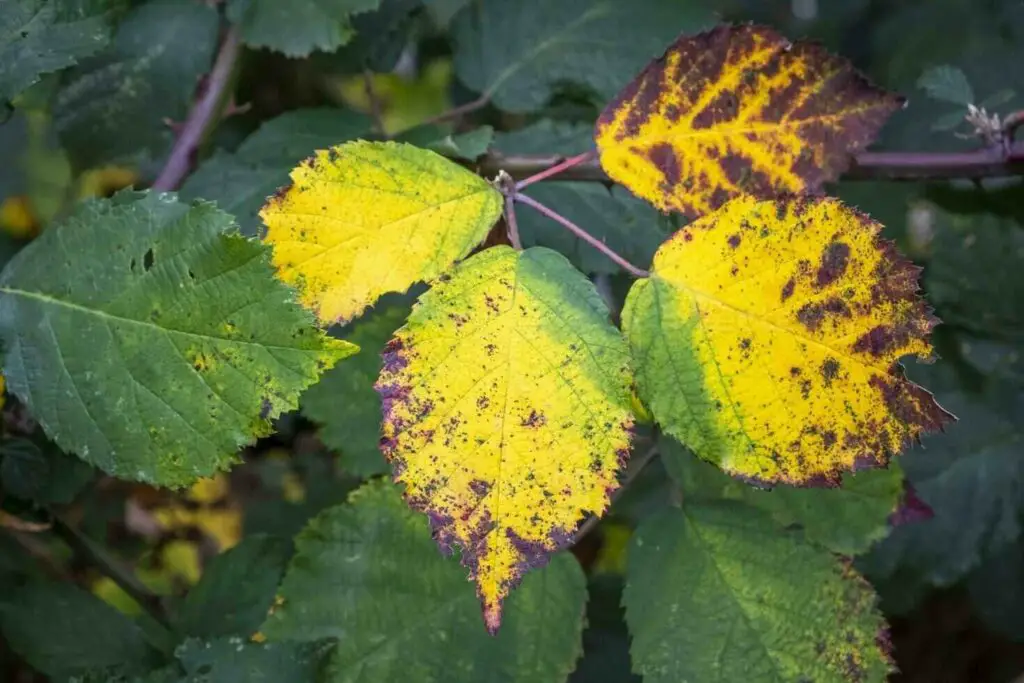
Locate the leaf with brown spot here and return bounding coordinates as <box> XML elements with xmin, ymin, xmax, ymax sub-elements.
<box><xmin>623</xmin><ymin>195</ymin><xmax>953</xmax><ymax>486</ymax></box>
<box><xmin>375</xmin><ymin>246</ymin><xmax>633</xmax><ymax>632</ymax></box>
<box><xmin>595</xmin><ymin>24</ymin><xmax>903</xmax><ymax>217</ymax></box>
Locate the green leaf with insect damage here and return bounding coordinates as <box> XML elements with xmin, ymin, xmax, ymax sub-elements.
<box><xmin>0</xmin><ymin>191</ymin><xmax>355</xmax><ymax>487</ymax></box>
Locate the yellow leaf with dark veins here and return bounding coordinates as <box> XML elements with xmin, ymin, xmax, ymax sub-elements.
<box><xmin>376</xmin><ymin>245</ymin><xmax>633</xmax><ymax>633</ymax></box>
<box><xmin>261</xmin><ymin>141</ymin><xmax>502</xmax><ymax>325</ymax></box>
<box><xmin>623</xmin><ymin>196</ymin><xmax>953</xmax><ymax>486</ymax></box>
<box><xmin>595</xmin><ymin>24</ymin><xmax>903</xmax><ymax>217</ymax></box>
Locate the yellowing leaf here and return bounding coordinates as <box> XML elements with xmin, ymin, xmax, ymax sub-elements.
<box><xmin>375</xmin><ymin>246</ymin><xmax>633</xmax><ymax>632</ymax></box>
<box><xmin>595</xmin><ymin>24</ymin><xmax>902</xmax><ymax>217</ymax></box>
<box><xmin>623</xmin><ymin>196</ymin><xmax>953</xmax><ymax>486</ymax></box>
<box><xmin>261</xmin><ymin>141</ymin><xmax>503</xmax><ymax>325</ymax></box>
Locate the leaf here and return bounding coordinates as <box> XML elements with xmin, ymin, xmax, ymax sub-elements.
<box><xmin>660</xmin><ymin>436</ymin><xmax>903</xmax><ymax>556</ymax></box>
<box><xmin>917</xmin><ymin>65</ymin><xmax>974</xmax><ymax>105</ymax></box>
<box><xmin>175</xmin><ymin>535</ymin><xmax>291</xmax><ymax>640</ymax></box>
<box><xmin>180</xmin><ymin>108</ymin><xmax>373</xmax><ymax>236</ymax></box>
<box><xmin>176</xmin><ymin>637</ymin><xmax>324</xmax><ymax>683</ymax></box>
<box><xmin>596</xmin><ymin>24</ymin><xmax>903</xmax><ymax>217</ymax></box>
<box><xmin>624</xmin><ymin>502</ymin><xmax>892</xmax><ymax>682</ymax></box>
<box><xmin>53</xmin><ymin>0</ymin><xmax>219</xmax><ymax>169</ymax></box>
<box><xmin>0</xmin><ymin>192</ymin><xmax>355</xmax><ymax>486</ymax></box>
<box><xmin>451</xmin><ymin>0</ymin><xmax>714</xmax><ymax>112</ymax></box>
<box><xmin>301</xmin><ymin>302</ymin><xmax>411</xmax><ymax>477</ymax></box>
<box><xmin>375</xmin><ymin>245</ymin><xmax>632</xmax><ymax>631</ymax></box>
<box><xmin>0</xmin><ymin>581</ymin><xmax>159</xmax><ymax>679</ymax></box>
<box><xmin>328</xmin><ymin>0</ymin><xmax>422</xmax><ymax>72</ymax></box>
<box><xmin>0</xmin><ymin>437</ymin><xmax>49</xmax><ymax>499</ymax></box>
<box><xmin>0</xmin><ymin>0</ymin><xmax>113</xmax><ymax>103</ymax></box>
<box><xmin>493</xmin><ymin>120</ymin><xmax>593</xmax><ymax>157</ymax></box>
<box><xmin>622</xmin><ymin>195</ymin><xmax>952</xmax><ymax>486</ymax></box>
<box><xmin>262</xmin><ymin>480</ymin><xmax>587</xmax><ymax>682</ymax></box>
<box><xmin>226</xmin><ymin>0</ymin><xmax>380</xmax><ymax>58</ymax></box>
<box><xmin>397</xmin><ymin>124</ymin><xmax>495</xmax><ymax>160</ymax></box>
<box><xmin>261</xmin><ymin>140</ymin><xmax>502</xmax><ymax>326</ymax></box>
<box><xmin>515</xmin><ymin>183</ymin><xmax>670</xmax><ymax>275</ymax></box>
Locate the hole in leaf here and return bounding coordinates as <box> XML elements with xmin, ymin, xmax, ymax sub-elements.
<box><xmin>130</xmin><ymin>258</ymin><xmax>136</xmax><ymax>272</ymax></box>
<box><xmin>143</xmin><ymin>249</ymin><xmax>154</xmax><ymax>271</ymax></box>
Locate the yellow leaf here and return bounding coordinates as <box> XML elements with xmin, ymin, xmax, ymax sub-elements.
<box><xmin>261</xmin><ymin>141</ymin><xmax>503</xmax><ymax>325</ymax></box>
<box><xmin>623</xmin><ymin>196</ymin><xmax>953</xmax><ymax>486</ymax></box>
<box><xmin>376</xmin><ymin>245</ymin><xmax>633</xmax><ymax>632</ymax></box>
<box><xmin>595</xmin><ymin>24</ymin><xmax>902</xmax><ymax>217</ymax></box>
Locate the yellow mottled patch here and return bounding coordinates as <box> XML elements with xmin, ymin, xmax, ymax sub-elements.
<box><xmin>595</xmin><ymin>24</ymin><xmax>902</xmax><ymax>217</ymax></box>
<box><xmin>261</xmin><ymin>140</ymin><xmax>503</xmax><ymax>325</ymax></box>
<box><xmin>376</xmin><ymin>246</ymin><xmax>633</xmax><ymax>632</ymax></box>
<box><xmin>623</xmin><ymin>196</ymin><xmax>953</xmax><ymax>485</ymax></box>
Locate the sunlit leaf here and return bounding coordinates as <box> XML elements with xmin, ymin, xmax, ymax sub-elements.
<box><xmin>261</xmin><ymin>141</ymin><xmax>502</xmax><ymax>325</ymax></box>
<box><xmin>625</xmin><ymin>502</ymin><xmax>892</xmax><ymax>682</ymax></box>
<box><xmin>623</xmin><ymin>195</ymin><xmax>952</xmax><ymax>486</ymax></box>
<box><xmin>0</xmin><ymin>192</ymin><xmax>356</xmax><ymax>486</ymax></box>
<box><xmin>262</xmin><ymin>480</ymin><xmax>587</xmax><ymax>681</ymax></box>
<box><xmin>596</xmin><ymin>24</ymin><xmax>902</xmax><ymax>217</ymax></box>
<box><xmin>375</xmin><ymin>246</ymin><xmax>632</xmax><ymax>631</ymax></box>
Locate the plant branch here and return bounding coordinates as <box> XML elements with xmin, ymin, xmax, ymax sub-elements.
<box><xmin>572</xmin><ymin>443</ymin><xmax>660</xmax><ymax>544</ymax></box>
<box><xmin>418</xmin><ymin>95</ymin><xmax>490</xmax><ymax>129</ymax></box>
<box><xmin>480</xmin><ymin>140</ymin><xmax>1024</xmax><ymax>183</ymax></box>
<box><xmin>504</xmin><ymin>194</ymin><xmax>523</xmax><ymax>249</ymax></box>
<box><xmin>515</xmin><ymin>151</ymin><xmax>596</xmax><ymax>191</ymax></box>
<box><xmin>151</xmin><ymin>27</ymin><xmax>242</xmax><ymax>191</ymax></box>
<box><xmin>49</xmin><ymin>511</ymin><xmax>171</xmax><ymax>630</ymax></box>
<box><xmin>363</xmin><ymin>70</ymin><xmax>387</xmax><ymax>138</ymax></box>
<box><xmin>514</xmin><ymin>192</ymin><xmax>650</xmax><ymax>277</ymax></box>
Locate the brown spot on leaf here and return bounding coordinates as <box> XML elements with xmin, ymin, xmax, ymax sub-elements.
<box><xmin>780</xmin><ymin>278</ymin><xmax>795</xmax><ymax>302</ymax></box>
<box><xmin>521</xmin><ymin>410</ymin><xmax>547</xmax><ymax>428</ymax></box>
<box><xmin>820</xmin><ymin>358</ymin><xmax>840</xmax><ymax>387</ymax></box>
<box><xmin>816</xmin><ymin>241</ymin><xmax>851</xmax><ymax>288</ymax></box>
<box><xmin>647</xmin><ymin>142</ymin><xmax>681</xmax><ymax>188</ymax></box>
<box><xmin>727</xmin><ymin>233</ymin><xmax>741</xmax><ymax>248</ymax></box>
<box><xmin>796</xmin><ymin>297</ymin><xmax>851</xmax><ymax>331</ymax></box>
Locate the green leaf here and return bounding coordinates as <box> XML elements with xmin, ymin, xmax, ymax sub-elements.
<box><xmin>660</xmin><ymin>437</ymin><xmax>903</xmax><ymax>556</ymax></box>
<box><xmin>0</xmin><ymin>437</ymin><xmax>49</xmax><ymax>499</ymax></box>
<box><xmin>180</xmin><ymin>108</ymin><xmax>373</xmax><ymax>237</ymax></box>
<box><xmin>398</xmin><ymin>124</ymin><xmax>495</xmax><ymax>160</ymax></box>
<box><xmin>624</xmin><ymin>502</ymin><xmax>892</xmax><ymax>683</ymax></box>
<box><xmin>0</xmin><ymin>581</ymin><xmax>158</xmax><ymax>679</ymax></box>
<box><xmin>0</xmin><ymin>191</ymin><xmax>355</xmax><ymax>487</ymax></box>
<box><xmin>0</xmin><ymin>0</ymin><xmax>113</xmax><ymax>103</ymax></box>
<box><xmin>301</xmin><ymin>303</ymin><xmax>410</xmax><ymax>477</ymax></box>
<box><xmin>176</xmin><ymin>637</ymin><xmax>325</xmax><ymax>683</ymax></box>
<box><xmin>924</xmin><ymin>194</ymin><xmax>1024</xmax><ymax>340</ymax></box>
<box><xmin>176</xmin><ymin>535</ymin><xmax>291</xmax><ymax>640</ymax></box>
<box><xmin>493</xmin><ymin>120</ymin><xmax>592</xmax><ymax>157</ymax></box>
<box><xmin>226</xmin><ymin>0</ymin><xmax>381</xmax><ymax>58</ymax></box>
<box><xmin>515</xmin><ymin>183</ymin><xmax>669</xmax><ymax>275</ymax></box>
<box><xmin>917</xmin><ymin>65</ymin><xmax>974</xmax><ymax>105</ymax></box>
<box><xmin>864</xmin><ymin>366</ymin><xmax>1024</xmax><ymax>587</ymax></box>
<box><xmin>262</xmin><ymin>480</ymin><xmax>587</xmax><ymax>683</ymax></box>
<box><xmin>53</xmin><ymin>0</ymin><xmax>219</xmax><ymax>169</ymax></box>
<box><xmin>451</xmin><ymin>0</ymin><xmax>715</xmax><ymax>112</ymax></box>
<box><xmin>329</xmin><ymin>0</ymin><xmax>422</xmax><ymax>71</ymax></box>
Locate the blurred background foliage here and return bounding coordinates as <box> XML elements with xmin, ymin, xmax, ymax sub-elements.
<box><xmin>1</xmin><ymin>0</ymin><xmax>1023</xmax><ymax>681</ymax></box>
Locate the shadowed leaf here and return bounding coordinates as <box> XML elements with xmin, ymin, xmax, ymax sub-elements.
<box><xmin>375</xmin><ymin>246</ymin><xmax>632</xmax><ymax>632</ymax></box>
<box><xmin>0</xmin><ymin>191</ymin><xmax>355</xmax><ymax>487</ymax></box>
<box><xmin>261</xmin><ymin>141</ymin><xmax>502</xmax><ymax>326</ymax></box>
<box><xmin>262</xmin><ymin>480</ymin><xmax>587</xmax><ymax>681</ymax></box>
<box><xmin>625</xmin><ymin>502</ymin><xmax>892</xmax><ymax>682</ymax></box>
<box><xmin>226</xmin><ymin>0</ymin><xmax>380</xmax><ymax>57</ymax></box>
<box><xmin>596</xmin><ymin>24</ymin><xmax>902</xmax><ymax>217</ymax></box>
<box><xmin>0</xmin><ymin>0</ymin><xmax>113</xmax><ymax>103</ymax></box>
<box><xmin>623</xmin><ymin>196</ymin><xmax>952</xmax><ymax>486</ymax></box>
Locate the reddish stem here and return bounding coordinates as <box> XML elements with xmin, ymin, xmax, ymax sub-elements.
<box><xmin>514</xmin><ymin>150</ymin><xmax>596</xmax><ymax>191</ymax></box>
<box><xmin>151</xmin><ymin>28</ymin><xmax>242</xmax><ymax>191</ymax></box>
<box><xmin>504</xmin><ymin>194</ymin><xmax>523</xmax><ymax>249</ymax></box>
<box><xmin>514</xmin><ymin>192</ymin><xmax>649</xmax><ymax>278</ymax></box>
<box><xmin>417</xmin><ymin>95</ymin><xmax>490</xmax><ymax>129</ymax></box>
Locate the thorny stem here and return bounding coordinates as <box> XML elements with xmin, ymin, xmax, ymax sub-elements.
<box><xmin>50</xmin><ymin>511</ymin><xmax>171</xmax><ymax>630</ymax></box>
<box><xmin>513</xmin><ymin>192</ymin><xmax>650</xmax><ymax>278</ymax></box>
<box><xmin>151</xmin><ymin>27</ymin><xmax>242</xmax><ymax>191</ymax></box>
<box><xmin>572</xmin><ymin>443</ymin><xmax>660</xmax><ymax>544</ymax></box>
<box><xmin>514</xmin><ymin>151</ymin><xmax>596</xmax><ymax>191</ymax></box>
<box><xmin>478</xmin><ymin>139</ymin><xmax>1024</xmax><ymax>183</ymax></box>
